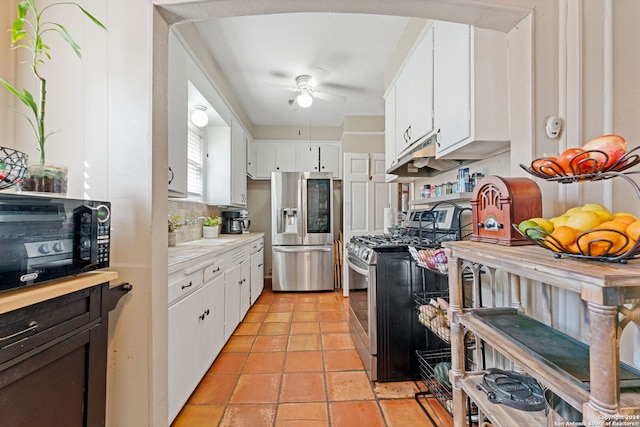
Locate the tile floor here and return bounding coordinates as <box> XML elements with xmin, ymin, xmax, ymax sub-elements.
<box><xmin>171</xmin><ymin>287</ymin><xmax>453</xmax><ymax>427</ymax></box>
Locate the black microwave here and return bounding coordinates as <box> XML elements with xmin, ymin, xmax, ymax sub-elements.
<box><xmin>0</xmin><ymin>193</ymin><xmax>111</xmax><ymax>292</ymax></box>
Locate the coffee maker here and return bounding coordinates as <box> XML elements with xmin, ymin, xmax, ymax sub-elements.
<box><xmin>221</xmin><ymin>210</ymin><xmax>250</xmax><ymax>234</ymax></box>
<box><xmin>221</xmin><ymin>211</ymin><xmax>243</xmax><ymax>234</ymax></box>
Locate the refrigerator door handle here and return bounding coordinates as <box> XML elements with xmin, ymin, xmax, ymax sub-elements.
<box><xmin>273</xmin><ymin>246</ymin><xmax>332</xmax><ymax>253</ymax></box>
<box><xmin>299</xmin><ymin>176</ymin><xmax>307</xmax><ymax>238</ymax></box>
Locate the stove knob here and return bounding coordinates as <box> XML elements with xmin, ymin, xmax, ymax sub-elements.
<box><xmin>52</xmin><ymin>242</ymin><xmax>64</xmax><ymax>252</ymax></box>
<box><xmin>38</xmin><ymin>243</ymin><xmax>51</xmax><ymax>254</ymax></box>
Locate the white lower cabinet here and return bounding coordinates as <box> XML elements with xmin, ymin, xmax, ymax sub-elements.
<box><xmin>168</xmin><ymin>237</ymin><xmax>263</xmax><ymax>424</ymax></box>
<box><xmin>168</xmin><ymin>274</ymin><xmax>223</xmax><ymax>424</ymax></box>
<box><xmin>250</xmin><ymin>239</ymin><xmax>265</xmax><ymax>305</ymax></box>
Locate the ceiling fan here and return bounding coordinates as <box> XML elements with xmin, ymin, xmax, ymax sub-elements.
<box><xmin>287</xmin><ymin>74</ymin><xmax>346</xmax><ymax>108</ymax></box>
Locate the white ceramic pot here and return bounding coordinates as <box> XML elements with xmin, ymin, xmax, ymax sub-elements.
<box><xmin>203</xmin><ymin>226</ymin><xmax>219</xmax><ymax>239</ymax></box>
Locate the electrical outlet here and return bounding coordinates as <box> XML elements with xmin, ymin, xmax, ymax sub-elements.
<box><xmin>545</xmin><ymin>116</ymin><xmax>562</xmax><ymax>139</ymax></box>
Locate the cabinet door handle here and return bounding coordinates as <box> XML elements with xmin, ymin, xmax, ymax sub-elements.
<box><xmin>212</xmin><ymin>267</ymin><xmax>220</xmax><ymax>273</ymax></box>
<box><xmin>0</xmin><ymin>321</ymin><xmax>38</xmax><ymax>342</ymax></box>
<box><xmin>258</xmin><ymin>263</ymin><xmax>263</xmax><ymax>267</ymax></box>
<box><xmin>168</xmin><ymin>166</ymin><xmax>174</xmax><ymax>185</ymax></box>
<box><xmin>182</xmin><ymin>281</ymin><xmax>194</xmax><ymax>289</ymax></box>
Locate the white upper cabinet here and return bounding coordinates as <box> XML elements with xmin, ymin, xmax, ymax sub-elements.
<box><xmin>318</xmin><ymin>144</ymin><xmax>341</xmax><ymax>178</ymax></box>
<box><xmin>253</xmin><ymin>142</ymin><xmax>342</xmax><ymax>179</ymax></box>
<box><xmin>255</xmin><ymin>143</ymin><xmax>297</xmax><ymax>178</ymax></box>
<box><xmin>206</xmin><ymin>119</ymin><xmax>247</xmax><ymax>207</ymax></box>
<box><xmin>246</xmin><ymin>133</ymin><xmax>256</xmax><ymax>178</ymax></box>
<box><xmin>168</xmin><ymin>31</ymin><xmax>188</xmax><ymax>197</ymax></box>
<box><xmin>230</xmin><ymin>120</ymin><xmax>247</xmax><ymax>206</ymax></box>
<box><xmin>433</xmin><ymin>21</ymin><xmax>509</xmax><ymax>159</ymax></box>
<box><xmin>384</xmin><ymin>85</ymin><xmax>397</xmax><ymax>179</ymax></box>
<box><xmin>394</xmin><ymin>25</ymin><xmax>434</xmax><ymax>159</ymax></box>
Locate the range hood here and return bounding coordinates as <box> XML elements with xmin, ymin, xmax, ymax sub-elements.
<box><xmin>387</xmin><ymin>133</ymin><xmax>462</xmax><ymax>177</ymax></box>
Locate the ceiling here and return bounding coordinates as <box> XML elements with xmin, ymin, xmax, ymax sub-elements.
<box><xmin>192</xmin><ymin>13</ymin><xmax>412</xmax><ymax>128</ymax></box>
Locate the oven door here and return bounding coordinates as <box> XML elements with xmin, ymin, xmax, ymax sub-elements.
<box><xmin>346</xmin><ymin>254</ymin><xmax>377</xmax><ymax>380</ymax></box>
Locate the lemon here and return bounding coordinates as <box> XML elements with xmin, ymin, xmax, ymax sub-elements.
<box><xmin>529</xmin><ymin>217</ymin><xmax>554</xmax><ymax>233</ymax></box>
<box><xmin>582</xmin><ymin>203</ymin><xmax>609</xmax><ymax>212</ymax></box>
<box><xmin>591</xmin><ymin>210</ymin><xmax>613</xmax><ymax>222</ymax></box>
<box><xmin>550</xmin><ymin>215</ymin><xmax>569</xmax><ymax>227</ymax></box>
<box><xmin>564</xmin><ymin>206</ymin><xmax>583</xmax><ymax>216</ymax></box>
<box><xmin>565</xmin><ymin>211</ymin><xmax>601</xmax><ymax>232</ymax></box>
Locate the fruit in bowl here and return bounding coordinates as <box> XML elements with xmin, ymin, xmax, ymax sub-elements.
<box><xmin>582</xmin><ymin>134</ymin><xmax>627</xmax><ymax>170</ymax></box>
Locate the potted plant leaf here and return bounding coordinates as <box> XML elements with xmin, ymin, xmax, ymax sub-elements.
<box><xmin>202</xmin><ymin>216</ymin><xmax>220</xmax><ymax>239</ymax></box>
<box><xmin>0</xmin><ymin>0</ymin><xmax>106</xmax><ymax>194</ymax></box>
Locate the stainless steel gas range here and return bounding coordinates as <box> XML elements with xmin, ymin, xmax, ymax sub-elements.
<box><xmin>346</xmin><ymin>235</ymin><xmax>426</xmax><ymax>382</ymax></box>
<box><xmin>346</xmin><ymin>201</ymin><xmax>471</xmax><ymax>382</ymax></box>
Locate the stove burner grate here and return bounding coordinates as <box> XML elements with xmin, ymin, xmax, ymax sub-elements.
<box><xmin>476</xmin><ymin>368</ymin><xmax>545</xmax><ymax>412</ymax></box>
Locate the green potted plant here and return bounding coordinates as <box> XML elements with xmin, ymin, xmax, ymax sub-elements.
<box><xmin>168</xmin><ymin>215</ymin><xmax>184</xmax><ymax>246</ymax></box>
<box><xmin>0</xmin><ymin>0</ymin><xmax>106</xmax><ymax>194</ymax></box>
<box><xmin>202</xmin><ymin>216</ymin><xmax>220</xmax><ymax>239</ymax></box>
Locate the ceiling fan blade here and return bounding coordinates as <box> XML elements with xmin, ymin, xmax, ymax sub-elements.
<box><xmin>313</xmin><ymin>91</ymin><xmax>346</xmax><ymax>104</ymax></box>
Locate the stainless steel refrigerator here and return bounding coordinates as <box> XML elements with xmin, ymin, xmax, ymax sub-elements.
<box><xmin>271</xmin><ymin>171</ymin><xmax>334</xmax><ymax>292</ymax></box>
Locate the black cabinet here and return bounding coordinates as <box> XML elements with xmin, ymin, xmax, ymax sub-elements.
<box><xmin>0</xmin><ymin>281</ymin><xmax>130</xmax><ymax>427</ymax></box>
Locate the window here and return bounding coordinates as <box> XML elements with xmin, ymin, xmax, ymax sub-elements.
<box><xmin>187</xmin><ymin>122</ymin><xmax>205</xmax><ymax>200</ymax></box>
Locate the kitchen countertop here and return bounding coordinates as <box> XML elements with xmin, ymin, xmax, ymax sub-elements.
<box><xmin>168</xmin><ymin>232</ymin><xmax>265</xmax><ymax>271</ymax></box>
<box><xmin>0</xmin><ymin>271</ymin><xmax>119</xmax><ymax>315</ymax></box>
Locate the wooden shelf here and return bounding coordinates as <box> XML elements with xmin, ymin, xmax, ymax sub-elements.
<box><xmin>461</xmin><ymin>307</ymin><xmax>640</xmax><ymax>412</ymax></box>
<box><xmin>461</xmin><ymin>373</ymin><xmax>546</xmax><ymax>427</ymax></box>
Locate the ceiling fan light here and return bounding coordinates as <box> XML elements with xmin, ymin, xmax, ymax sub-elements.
<box><xmin>297</xmin><ymin>93</ymin><xmax>313</xmax><ymax>108</ymax></box>
<box><xmin>191</xmin><ymin>105</ymin><xmax>209</xmax><ymax>127</ymax></box>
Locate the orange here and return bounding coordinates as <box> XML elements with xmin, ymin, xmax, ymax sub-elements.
<box><xmin>596</xmin><ymin>220</ymin><xmax>628</xmax><ymax>233</ymax></box>
<box><xmin>564</xmin><ymin>211</ymin><xmax>601</xmax><ymax>232</ymax></box>
<box><xmin>548</xmin><ymin>225</ymin><xmax>577</xmax><ymax>247</ymax></box>
<box><xmin>576</xmin><ymin>239</ymin><xmax>608</xmax><ymax>257</ymax></box>
<box><xmin>627</xmin><ymin>221</ymin><xmax>640</xmax><ymax>241</ymax></box>
<box><xmin>612</xmin><ymin>214</ymin><xmax>637</xmax><ymax>226</ymax></box>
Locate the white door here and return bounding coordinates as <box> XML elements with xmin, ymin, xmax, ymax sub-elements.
<box><xmin>204</xmin><ymin>274</ymin><xmax>226</xmax><ymax>361</ymax></box>
<box><xmin>250</xmin><ymin>247</ymin><xmax>264</xmax><ymax>304</ymax></box>
<box><xmin>224</xmin><ymin>263</ymin><xmax>242</xmax><ymax>340</ymax></box>
<box><xmin>230</xmin><ymin>120</ymin><xmax>247</xmax><ymax>205</ymax></box>
<box><xmin>297</xmin><ymin>145</ymin><xmax>320</xmax><ymax>171</ymax></box>
<box><xmin>342</xmin><ymin>152</ymin><xmax>390</xmax><ymax>295</ymax></box>
<box><xmin>319</xmin><ymin>145</ymin><xmax>341</xmax><ymax>178</ymax></box>
<box><xmin>240</xmin><ymin>258</ymin><xmax>251</xmax><ymax>319</ymax></box>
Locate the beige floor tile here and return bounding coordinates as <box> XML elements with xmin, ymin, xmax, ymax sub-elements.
<box><xmin>288</xmin><ymin>334</ymin><xmax>322</xmax><ymax>351</ymax></box>
<box><xmin>326</xmin><ymin>371</ymin><xmax>375</xmax><ymax>401</ymax></box>
<box><xmin>275</xmin><ymin>402</ymin><xmax>328</xmax><ymax>427</ymax></box>
<box><xmin>219</xmin><ymin>403</ymin><xmax>276</xmax><ymax>427</ymax></box>
<box><xmin>279</xmin><ymin>372</ymin><xmax>326</xmax><ymax>403</ymax></box>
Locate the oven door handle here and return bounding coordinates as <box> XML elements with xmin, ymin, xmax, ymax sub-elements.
<box><xmin>346</xmin><ymin>257</ymin><xmax>370</xmax><ymax>277</ymax></box>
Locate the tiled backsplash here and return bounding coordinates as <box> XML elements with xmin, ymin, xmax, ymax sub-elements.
<box><xmin>168</xmin><ymin>200</ymin><xmax>223</xmax><ymax>245</ymax></box>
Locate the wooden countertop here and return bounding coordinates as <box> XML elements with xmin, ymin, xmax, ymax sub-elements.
<box><xmin>0</xmin><ymin>270</ymin><xmax>119</xmax><ymax>315</ymax></box>
<box><xmin>443</xmin><ymin>241</ymin><xmax>640</xmax><ymax>305</ymax></box>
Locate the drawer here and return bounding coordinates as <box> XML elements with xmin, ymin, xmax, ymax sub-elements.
<box><xmin>0</xmin><ymin>286</ymin><xmax>101</xmax><ymax>365</ymax></box>
<box><xmin>203</xmin><ymin>257</ymin><xmax>225</xmax><ymax>283</ymax></box>
<box><xmin>169</xmin><ymin>270</ymin><xmax>203</xmax><ymax>305</ymax></box>
<box><xmin>251</xmin><ymin>239</ymin><xmax>264</xmax><ymax>253</ymax></box>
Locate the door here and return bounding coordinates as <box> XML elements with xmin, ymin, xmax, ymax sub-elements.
<box><xmin>271</xmin><ymin>172</ymin><xmax>303</xmax><ymax>246</ymax></box>
<box><xmin>224</xmin><ymin>263</ymin><xmax>241</xmax><ymax>341</ymax></box>
<box><xmin>302</xmin><ymin>172</ymin><xmax>333</xmax><ymax>245</ymax></box>
<box><xmin>434</xmin><ymin>21</ymin><xmax>471</xmax><ymax>153</ymax></box>
<box><xmin>250</xmin><ymin>246</ymin><xmax>264</xmax><ymax>304</ymax></box>
<box><xmin>240</xmin><ymin>258</ymin><xmax>251</xmax><ymax>320</ymax></box>
<box><xmin>342</xmin><ymin>152</ymin><xmax>390</xmax><ymax>295</ymax></box>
